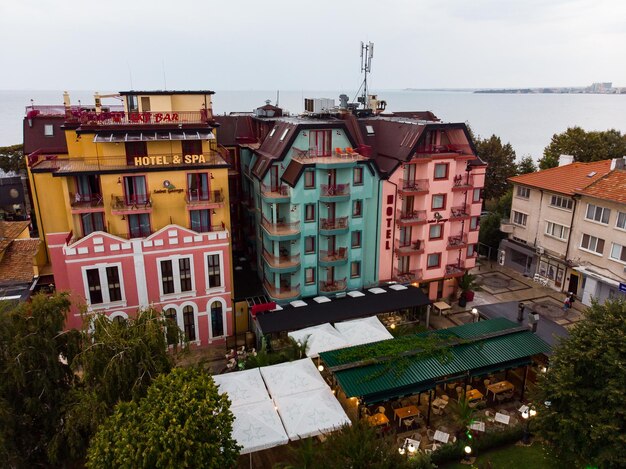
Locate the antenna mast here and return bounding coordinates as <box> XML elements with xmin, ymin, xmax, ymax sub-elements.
<box><xmin>359</xmin><ymin>41</ymin><xmax>374</xmax><ymax>109</ymax></box>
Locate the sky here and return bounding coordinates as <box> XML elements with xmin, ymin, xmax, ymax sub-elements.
<box><xmin>1</xmin><ymin>0</ymin><xmax>625</xmax><ymax>90</ymax></box>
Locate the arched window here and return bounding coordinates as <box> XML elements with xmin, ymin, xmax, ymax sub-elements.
<box><xmin>210</xmin><ymin>301</ymin><xmax>224</xmax><ymax>338</ymax></box>
<box><xmin>183</xmin><ymin>305</ymin><xmax>196</xmax><ymax>341</ymax></box>
<box><xmin>164</xmin><ymin>308</ymin><xmax>178</xmax><ymax>345</ymax></box>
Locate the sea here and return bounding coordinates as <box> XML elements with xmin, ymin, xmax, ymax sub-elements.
<box><xmin>2</xmin><ymin>89</ymin><xmax>626</xmax><ymax>161</ymax></box>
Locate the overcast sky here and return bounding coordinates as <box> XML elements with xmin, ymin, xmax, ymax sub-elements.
<box><xmin>1</xmin><ymin>0</ymin><xmax>625</xmax><ymax>90</ymax></box>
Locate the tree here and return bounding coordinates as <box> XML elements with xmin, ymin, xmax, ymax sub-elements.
<box><xmin>0</xmin><ymin>293</ymin><xmax>81</xmax><ymax>467</ymax></box>
<box><xmin>478</xmin><ymin>212</ymin><xmax>506</xmax><ymax>259</ymax></box>
<box><xmin>0</xmin><ymin>144</ymin><xmax>25</xmax><ymax>174</ymax></box>
<box><xmin>532</xmin><ymin>298</ymin><xmax>626</xmax><ymax>469</ymax></box>
<box><xmin>517</xmin><ymin>155</ymin><xmax>537</xmax><ymax>175</ymax></box>
<box><xmin>474</xmin><ymin>135</ymin><xmax>517</xmax><ymax>201</ymax></box>
<box><xmin>86</xmin><ymin>368</ymin><xmax>240</xmax><ymax>469</ymax></box>
<box><xmin>538</xmin><ymin>127</ymin><xmax>626</xmax><ymax>169</ymax></box>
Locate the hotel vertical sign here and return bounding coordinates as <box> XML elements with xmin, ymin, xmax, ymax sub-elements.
<box><xmin>385</xmin><ymin>194</ymin><xmax>394</xmax><ymax>250</ymax></box>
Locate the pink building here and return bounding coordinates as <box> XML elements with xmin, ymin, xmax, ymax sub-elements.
<box><xmin>360</xmin><ymin>117</ymin><xmax>486</xmax><ymax>300</ymax></box>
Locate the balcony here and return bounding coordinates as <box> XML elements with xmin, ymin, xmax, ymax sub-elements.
<box><xmin>414</xmin><ymin>143</ymin><xmax>473</xmax><ymax>157</ymax></box>
<box><xmin>393</xmin><ymin>268</ymin><xmax>423</xmax><ymax>283</ymax></box>
<box><xmin>110</xmin><ymin>193</ymin><xmax>153</xmax><ymax>214</ymax></box>
<box><xmin>447</xmin><ymin>234</ymin><xmax>468</xmax><ymax>250</ymax></box>
<box><xmin>395</xmin><ymin>239</ymin><xmax>425</xmax><ymax>256</ymax></box>
<box><xmin>319</xmin><ymin>278</ymin><xmax>347</xmax><ymax>293</ymax></box>
<box><xmin>185</xmin><ymin>189</ymin><xmax>225</xmax><ymax>209</ymax></box>
<box><xmin>69</xmin><ymin>192</ymin><xmax>104</xmax><ymax>213</ymax></box>
<box><xmin>261</xmin><ymin>183</ymin><xmax>290</xmax><ymax>202</ymax></box>
<box><xmin>445</xmin><ymin>261</ymin><xmax>466</xmax><ymax>277</ymax></box>
<box><xmin>261</xmin><ymin>216</ymin><xmax>300</xmax><ymax>240</ymax></box>
<box><xmin>397</xmin><ymin>210</ymin><xmax>428</xmax><ymax>226</ymax></box>
<box><xmin>398</xmin><ymin>179</ymin><xmax>429</xmax><ymax>195</ymax></box>
<box><xmin>262</xmin><ymin>250</ymin><xmax>300</xmax><ymax>273</ymax></box>
<box><xmin>451</xmin><ymin>174</ymin><xmax>474</xmax><ymax>192</ymax></box>
<box><xmin>450</xmin><ymin>205</ymin><xmax>471</xmax><ymax>221</ymax></box>
<box><xmin>66</xmin><ymin>110</ymin><xmax>211</xmax><ymax>127</ymax></box>
<box><xmin>264</xmin><ymin>280</ymin><xmax>301</xmax><ymax>300</ymax></box>
<box><xmin>500</xmin><ymin>218</ymin><xmax>514</xmax><ymax>234</ymax></box>
<box><xmin>320</xmin><ymin>184</ymin><xmax>350</xmax><ymax>202</ymax></box>
<box><xmin>319</xmin><ymin>248</ymin><xmax>348</xmax><ymax>266</ymax></box>
<box><xmin>291</xmin><ymin>147</ymin><xmax>366</xmax><ymax>167</ymax></box>
<box><xmin>319</xmin><ymin>217</ymin><xmax>349</xmax><ymax>235</ymax></box>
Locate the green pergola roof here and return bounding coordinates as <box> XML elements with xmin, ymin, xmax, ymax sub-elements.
<box><xmin>319</xmin><ymin>318</ymin><xmax>551</xmax><ymax>404</ymax></box>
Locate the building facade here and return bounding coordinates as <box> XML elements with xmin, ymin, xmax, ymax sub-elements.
<box><xmin>25</xmin><ymin>91</ymin><xmax>234</xmax><ymax>345</ymax></box>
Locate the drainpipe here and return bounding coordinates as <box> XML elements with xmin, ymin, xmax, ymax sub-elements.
<box><xmin>564</xmin><ymin>196</ymin><xmax>578</xmax><ymax>293</ymax></box>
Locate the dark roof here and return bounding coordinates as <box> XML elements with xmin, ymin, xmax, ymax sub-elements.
<box><xmin>381</xmin><ymin>111</ymin><xmax>440</xmax><ymax>121</ymax></box>
<box><xmin>214</xmin><ymin>115</ymin><xmax>257</xmax><ymax>146</ymax></box>
<box><xmin>118</xmin><ymin>90</ymin><xmax>215</xmax><ymax>95</ymax></box>
<box><xmin>256</xmin><ymin>285</ymin><xmax>431</xmax><ymax>335</ymax></box>
<box><xmin>281</xmin><ymin>160</ymin><xmax>306</xmax><ymax>187</ymax></box>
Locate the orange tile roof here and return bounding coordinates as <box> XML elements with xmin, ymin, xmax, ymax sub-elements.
<box><xmin>0</xmin><ymin>238</ymin><xmax>40</xmax><ymax>284</ymax></box>
<box><xmin>576</xmin><ymin>169</ymin><xmax>626</xmax><ymax>204</ymax></box>
<box><xmin>0</xmin><ymin>221</ymin><xmax>31</xmax><ymax>253</ymax></box>
<box><xmin>508</xmin><ymin>160</ymin><xmax>612</xmax><ymax>195</ymax></box>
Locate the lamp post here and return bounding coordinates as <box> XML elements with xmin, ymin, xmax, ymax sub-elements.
<box><xmin>398</xmin><ymin>439</ymin><xmax>417</xmax><ymax>458</ymax></box>
<box><xmin>463</xmin><ymin>445</ymin><xmax>472</xmax><ymax>462</ymax></box>
<box><xmin>517</xmin><ymin>302</ymin><xmax>525</xmax><ymax>322</ymax></box>
<box><xmin>521</xmin><ymin>407</ymin><xmax>537</xmax><ymax>444</ymax></box>
<box><xmin>471</xmin><ymin>308</ymin><xmax>479</xmax><ymax>323</ymax></box>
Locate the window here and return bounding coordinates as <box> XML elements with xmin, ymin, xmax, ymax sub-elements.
<box><xmin>513</xmin><ymin>211</ymin><xmax>528</xmax><ymax>227</ymax></box>
<box><xmin>124</xmin><ymin>141</ymin><xmax>147</xmax><ymax>165</ymax></box>
<box><xmin>610</xmin><ymin>243</ymin><xmax>626</xmax><ymax>263</ymax></box>
<box><xmin>429</xmin><ymin>224</ymin><xmax>443</xmax><ymax>240</ymax></box>
<box><xmin>616</xmin><ymin>212</ymin><xmax>626</xmax><ymax>230</ymax></box>
<box><xmin>352</xmin><ymin>200</ymin><xmax>363</xmax><ymax>217</ymax></box>
<box><xmin>159</xmin><ymin>257</ymin><xmax>193</xmax><ymax>296</ymax></box>
<box><xmin>140</xmin><ymin>96</ymin><xmax>151</xmax><ymax>112</ymax></box>
<box><xmin>305</xmin><ymin>236</ymin><xmax>316</xmax><ymax>253</ymax></box>
<box><xmin>427</xmin><ymin>253</ymin><xmax>441</xmax><ymax>268</ymax></box>
<box><xmin>187</xmin><ymin>172</ymin><xmax>209</xmax><ymax>200</ymax></box>
<box><xmin>309</xmin><ymin>130</ymin><xmax>331</xmax><ymax>156</ymax></box>
<box><xmin>434</xmin><ymin>163</ymin><xmax>448</xmax><ymax>180</ymax></box>
<box><xmin>305</xmin><ymin>267</ymin><xmax>315</xmax><ymax>285</ymax></box>
<box><xmin>128</xmin><ymin>213</ymin><xmax>151</xmax><ymax>238</ymax></box>
<box><xmin>585</xmin><ymin>204</ymin><xmax>611</xmax><ymax>224</ymax></box>
<box><xmin>472</xmin><ymin>188</ymin><xmax>482</xmax><ymax>203</ymax></box>
<box><xmin>279</xmin><ymin>128</ymin><xmax>289</xmax><ymax>141</ymax></box>
<box><xmin>127</xmin><ymin>95</ymin><xmax>139</xmax><ymax>112</ymax></box>
<box><xmin>304</xmin><ymin>170</ymin><xmax>315</xmax><ymax>189</ymax></box>
<box><xmin>470</xmin><ymin>216</ymin><xmax>479</xmax><ymax>231</ymax></box>
<box><xmin>81</xmin><ymin>212</ymin><xmax>105</xmax><ymax>236</ymax></box>
<box><xmin>86</xmin><ymin>269</ymin><xmax>103</xmax><ymax>304</ymax></box>
<box><xmin>580</xmin><ymin>233</ymin><xmax>605</xmax><ymax>254</ymax></box>
<box><xmin>210</xmin><ymin>302</ymin><xmax>224</xmax><ymax>337</ymax></box>
<box><xmin>351</xmin><ymin>261</ymin><xmax>361</xmax><ymax>278</ymax></box>
<box><xmin>351</xmin><ymin>231</ymin><xmax>362</xmax><ymax>248</ymax></box>
<box><xmin>179</xmin><ymin>258</ymin><xmax>192</xmax><ymax>292</ymax></box>
<box><xmin>431</xmin><ymin>194</ymin><xmax>446</xmax><ymax>210</ymax></box>
<box><xmin>164</xmin><ymin>308</ymin><xmax>178</xmax><ymax>345</ymax></box>
<box><xmin>516</xmin><ymin>186</ymin><xmax>530</xmax><ymax>198</ymax></box>
<box><xmin>190</xmin><ymin>209</ymin><xmax>211</xmax><ymax>232</ymax></box>
<box><xmin>182</xmin><ymin>305</ymin><xmax>196</xmax><ymax>341</ymax></box>
<box><xmin>365</xmin><ymin>125</ymin><xmax>375</xmax><ymax>135</ymax></box>
<box><xmin>123</xmin><ymin>175</ymin><xmax>148</xmax><ymax>205</ymax></box>
<box><xmin>353</xmin><ymin>167</ymin><xmax>364</xmax><ymax>185</ymax></box>
<box><xmin>84</xmin><ymin>265</ymin><xmax>123</xmax><ymax>306</ymax></box>
<box><xmin>106</xmin><ymin>267</ymin><xmax>122</xmax><ymax>302</ymax></box>
<box><xmin>161</xmin><ymin>260</ymin><xmax>175</xmax><ymax>294</ymax></box>
<box><xmin>268</xmin><ymin>128</ymin><xmax>276</xmax><ymax>138</ymax></box>
<box><xmin>206</xmin><ymin>254</ymin><xmax>222</xmax><ymax>288</ymax></box>
<box><xmin>549</xmin><ymin>195</ymin><xmax>573</xmax><ymax>210</ymax></box>
<box><xmin>305</xmin><ymin>204</ymin><xmax>316</xmax><ymax>222</ymax></box>
<box><xmin>467</xmin><ymin>244</ymin><xmax>476</xmax><ymax>257</ymax></box>
<box><xmin>545</xmin><ymin>221</ymin><xmax>570</xmax><ymax>241</ymax></box>
<box><xmin>44</xmin><ymin>124</ymin><xmax>54</xmax><ymax>136</ymax></box>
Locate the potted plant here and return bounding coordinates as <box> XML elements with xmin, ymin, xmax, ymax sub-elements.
<box><xmin>457</xmin><ymin>271</ymin><xmax>477</xmax><ymax>307</ymax></box>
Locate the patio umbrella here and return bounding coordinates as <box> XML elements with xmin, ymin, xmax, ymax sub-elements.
<box><xmin>334</xmin><ymin>316</ymin><xmax>393</xmax><ymax>347</ymax></box>
<box><xmin>213</xmin><ymin>368</ymin><xmax>269</xmax><ymax>407</ymax></box>
<box><xmin>231</xmin><ymin>399</ymin><xmax>289</xmax><ymax>454</ymax></box>
<box><xmin>260</xmin><ymin>358</ymin><xmax>328</xmax><ymax>398</ymax></box>
<box><xmin>288</xmin><ymin>323</ymin><xmax>349</xmax><ymax>358</ymax></box>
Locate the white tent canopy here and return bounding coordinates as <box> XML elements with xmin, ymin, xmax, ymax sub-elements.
<box><xmin>288</xmin><ymin>323</ymin><xmax>349</xmax><ymax>358</ymax></box>
<box><xmin>213</xmin><ymin>368</ymin><xmax>268</xmax><ymax>406</ymax></box>
<box><xmin>230</xmin><ymin>400</ymin><xmax>289</xmax><ymax>455</ymax></box>
<box><xmin>260</xmin><ymin>358</ymin><xmax>328</xmax><ymax>398</ymax></box>
<box><xmin>274</xmin><ymin>387</ymin><xmax>351</xmax><ymax>440</ymax></box>
<box><xmin>334</xmin><ymin>316</ymin><xmax>394</xmax><ymax>347</ymax></box>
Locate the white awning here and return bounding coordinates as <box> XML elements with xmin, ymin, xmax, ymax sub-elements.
<box><xmin>260</xmin><ymin>358</ymin><xmax>328</xmax><ymax>398</ymax></box>
<box><xmin>288</xmin><ymin>323</ymin><xmax>349</xmax><ymax>358</ymax></box>
<box><xmin>574</xmin><ymin>265</ymin><xmax>622</xmax><ymax>287</ymax></box>
<box><xmin>213</xmin><ymin>368</ymin><xmax>269</xmax><ymax>407</ymax></box>
<box><xmin>231</xmin><ymin>399</ymin><xmax>289</xmax><ymax>454</ymax></box>
<box><xmin>334</xmin><ymin>316</ymin><xmax>394</xmax><ymax>347</ymax></box>
<box><xmin>93</xmin><ymin>131</ymin><xmax>214</xmax><ymax>143</ymax></box>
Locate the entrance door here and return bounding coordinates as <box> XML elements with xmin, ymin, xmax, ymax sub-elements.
<box><xmin>568</xmin><ymin>273</ymin><xmax>579</xmax><ymax>296</ymax></box>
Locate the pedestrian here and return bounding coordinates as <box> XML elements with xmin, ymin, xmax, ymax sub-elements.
<box><xmin>568</xmin><ymin>292</ymin><xmax>575</xmax><ymax>309</ymax></box>
<box><xmin>563</xmin><ymin>295</ymin><xmax>570</xmax><ymax>312</ymax></box>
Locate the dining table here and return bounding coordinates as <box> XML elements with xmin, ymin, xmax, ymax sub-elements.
<box><xmin>394</xmin><ymin>405</ymin><xmax>420</xmax><ymax>423</ymax></box>
<box><xmin>466</xmin><ymin>389</ymin><xmax>484</xmax><ymax>402</ymax></box>
<box><xmin>433</xmin><ymin>430</ymin><xmax>450</xmax><ymax>443</ymax></box>
<box><xmin>433</xmin><ymin>301</ymin><xmax>452</xmax><ymax>316</ymax></box>
<box><xmin>431</xmin><ymin>397</ymin><xmax>449</xmax><ymax>410</ymax></box>
<box><xmin>486</xmin><ymin>380</ymin><xmax>514</xmax><ymax>399</ymax></box>
<box><xmin>367</xmin><ymin>413</ymin><xmax>389</xmax><ymax>427</ymax></box>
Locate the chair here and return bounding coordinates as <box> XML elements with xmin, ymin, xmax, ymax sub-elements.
<box><xmin>496</xmin><ymin>394</ymin><xmax>507</xmax><ymax>403</ymax></box>
<box><xmin>360</xmin><ymin>407</ymin><xmax>371</xmax><ymax>417</ymax></box>
<box><xmin>391</xmin><ymin>401</ymin><xmax>402</xmax><ymax>410</ymax></box>
<box><xmin>441</xmin><ymin>395</ymin><xmax>449</xmax><ymax>402</ymax></box>
<box><xmin>432</xmin><ymin>407</ymin><xmax>442</xmax><ymax>416</ymax></box>
<box><xmin>466</xmin><ymin>385</ymin><xmax>473</xmax><ymax>392</ymax></box>
<box><xmin>226</xmin><ymin>358</ymin><xmax>237</xmax><ymax>370</ymax></box>
<box><xmin>426</xmin><ymin>429</ymin><xmax>435</xmax><ymax>442</ymax></box>
<box><xmin>345</xmin><ymin>147</ymin><xmax>354</xmax><ymax>154</ymax></box>
<box><xmin>335</xmin><ymin>147</ymin><xmax>343</xmax><ymax>156</ymax></box>
<box><xmin>484</xmin><ymin>379</ymin><xmax>491</xmax><ymax>387</ymax></box>
<box><xmin>403</xmin><ymin>418</ymin><xmax>415</xmax><ymax>430</ymax></box>
<box><xmin>377</xmin><ymin>406</ymin><xmax>386</xmax><ymax>415</ymax></box>
<box><xmin>400</xmin><ymin>398</ymin><xmax>411</xmax><ymax>407</ymax></box>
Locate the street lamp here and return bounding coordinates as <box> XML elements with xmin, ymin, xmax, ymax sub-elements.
<box><xmin>521</xmin><ymin>406</ymin><xmax>537</xmax><ymax>444</ymax></box>
<box><xmin>463</xmin><ymin>445</ymin><xmax>472</xmax><ymax>462</ymax></box>
<box><xmin>398</xmin><ymin>439</ymin><xmax>417</xmax><ymax>458</ymax></box>
<box><xmin>471</xmin><ymin>308</ymin><xmax>479</xmax><ymax>323</ymax></box>
<box><xmin>517</xmin><ymin>302</ymin><xmax>525</xmax><ymax>322</ymax></box>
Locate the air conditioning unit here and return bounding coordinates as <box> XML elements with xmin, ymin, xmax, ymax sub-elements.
<box><xmin>536</xmin><ymin>246</ymin><xmax>544</xmax><ymax>255</ymax></box>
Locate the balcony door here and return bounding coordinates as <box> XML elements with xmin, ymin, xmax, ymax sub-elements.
<box><xmin>182</xmin><ymin>140</ymin><xmax>202</xmax><ymax>157</ymax></box>
<box><xmin>327</xmin><ymin>169</ymin><xmax>336</xmax><ymax>188</ymax></box>
<box><xmin>399</xmin><ymin>227</ymin><xmax>412</xmax><ymax>247</ymax></box>
<box><xmin>403</xmin><ymin>163</ymin><xmax>416</xmax><ymax>182</ymax></box>
<box><xmin>76</xmin><ymin>174</ymin><xmax>100</xmax><ymax>201</ymax></box>
<box><xmin>402</xmin><ymin>195</ymin><xmax>415</xmax><ymax>216</ymax></box>
<box><xmin>398</xmin><ymin>256</ymin><xmax>410</xmax><ymax>274</ymax></box>
<box><xmin>124</xmin><ymin>176</ymin><xmax>147</xmax><ymax>205</ymax></box>
<box><xmin>327</xmin><ymin>202</ymin><xmax>336</xmax><ymax>222</ymax></box>
<box><xmin>188</xmin><ymin>173</ymin><xmax>209</xmax><ymax>200</ymax></box>
<box><xmin>326</xmin><ymin>266</ymin><xmax>335</xmax><ymax>283</ymax></box>
<box><xmin>125</xmin><ymin>141</ymin><xmax>147</xmax><ymax>165</ymax></box>
<box><xmin>327</xmin><ymin>235</ymin><xmax>336</xmax><ymax>256</ymax></box>
<box><xmin>270</xmin><ymin>166</ymin><xmax>279</xmax><ymax>192</ymax></box>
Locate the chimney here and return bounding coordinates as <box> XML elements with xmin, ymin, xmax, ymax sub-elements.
<box><xmin>610</xmin><ymin>157</ymin><xmax>626</xmax><ymax>170</ymax></box>
<box><xmin>63</xmin><ymin>91</ymin><xmax>71</xmax><ymax>118</ymax></box>
<box><xmin>94</xmin><ymin>92</ymin><xmax>102</xmax><ymax>114</ymax></box>
<box><xmin>558</xmin><ymin>154</ymin><xmax>574</xmax><ymax>166</ymax></box>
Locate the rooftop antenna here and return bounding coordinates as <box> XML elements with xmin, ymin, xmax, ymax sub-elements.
<box><xmin>276</xmin><ymin>90</ymin><xmax>280</xmax><ymax>107</ymax></box>
<box><xmin>127</xmin><ymin>61</ymin><xmax>134</xmax><ymax>89</ymax></box>
<box><xmin>359</xmin><ymin>41</ymin><xmax>374</xmax><ymax>109</ymax></box>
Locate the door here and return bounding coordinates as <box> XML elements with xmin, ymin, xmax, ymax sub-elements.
<box><xmin>328</xmin><ymin>235</ymin><xmax>336</xmax><ymax>256</ymax></box>
<box><xmin>182</xmin><ymin>140</ymin><xmax>203</xmax><ymax>157</ymax></box>
<box><xmin>568</xmin><ymin>273</ymin><xmax>579</xmax><ymax>296</ymax></box>
<box><xmin>402</xmin><ymin>195</ymin><xmax>414</xmax><ymax>217</ymax></box>
<box><xmin>403</xmin><ymin>163</ymin><xmax>416</xmax><ymax>183</ymax></box>
<box><xmin>327</xmin><ymin>266</ymin><xmax>335</xmax><ymax>283</ymax></box>
<box><xmin>270</xmin><ymin>166</ymin><xmax>279</xmax><ymax>192</ymax></box>
<box><xmin>327</xmin><ymin>202</ymin><xmax>336</xmax><ymax>222</ymax></box>
<box><xmin>327</xmin><ymin>169</ymin><xmax>336</xmax><ymax>189</ymax></box>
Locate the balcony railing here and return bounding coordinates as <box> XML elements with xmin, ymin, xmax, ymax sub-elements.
<box><xmin>292</xmin><ymin>147</ymin><xmax>365</xmax><ymax>163</ymax></box>
<box><xmin>395</xmin><ymin>239</ymin><xmax>424</xmax><ymax>255</ymax></box>
<box><xmin>110</xmin><ymin>231</ymin><xmax>153</xmax><ymax>240</ymax></box>
<box><xmin>447</xmin><ymin>234</ymin><xmax>468</xmax><ymax>250</ymax></box>
<box><xmin>450</xmin><ymin>205</ymin><xmax>470</xmax><ymax>220</ymax></box>
<box><xmin>69</xmin><ymin>192</ymin><xmax>104</xmax><ymax>210</ymax></box>
<box><xmin>262</xmin><ymin>250</ymin><xmax>300</xmax><ymax>269</ymax></box>
<box><xmin>320</xmin><ymin>217</ymin><xmax>349</xmax><ymax>231</ymax></box>
<box><xmin>111</xmin><ymin>193</ymin><xmax>153</xmax><ymax>212</ymax></box>
<box><xmin>415</xmin><ymin>143</ymin><xmax>473</xmax><ymax>155</ymax></box>
<box><xmin>261</xmin><ymin>216</ymin><xmax>300</xmax><ymax>236</ymax></box>
<box><xmin>319</xmin><ymin>278</ymin><xmax>347</xmax><ymax>293</ymax></box>
<box><xmin>66</xmin><ymin>110</ymin><xmax>211</xmax><ymax>126</ymax></box>
<box><xmin>320</xmin><ymin>184</ymin><xmax>350</xmax><ymax>198</ymax></box>
<box><xmin>191</xmin><ymin>224</ymin><xmax>227</xmax><ymax>234</ymax></box>
<box><xmin>393</xmin><ymin>268</ymin><xmax>423</xmax><ymax>283</ymax></box>
<box><xmin>261</xmin><ymin>183</ymin><xmax>289</xmax><ymax>198</ymax></box>
<box><xmin>264</xmin><ymin>280</ymin><xmax>301</xmax><ymax>299</ymax></box>
<box><xmin>397</xmin><ymin>210</ymin><xmax>427</xmax><ymax>225</ymax></box>
<box><xmin>451</xmin><ymin>174</ymin><xmax>474</xmax><ymax>191</ymax></box>
<box><xmin>445</xmin><ymin>262</ymin><xmax>466</xmax><ymax>276</ymax></box>
<box><xmin>185</xmin><ymin>189</ymin><xmax>224</xmax><ymax>205</ymax></box>
<box><xmin>399</xmin><ymin>179</ymin><xmax>429</xmax><ymax>194</ymax></box>
<box><xmin>319</xmin><ymin>248</ymin><xmax>348</xmax><ymax>263</ymax></box>
<box><xmin>500</xmin><ymin>218</ymin><xmax>514</xmax><ymax>234</ymax></box>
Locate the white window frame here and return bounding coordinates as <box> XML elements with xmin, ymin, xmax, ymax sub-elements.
<box><xmin>516</xmin><ymin>186</ymin><xmax>530</xmax><ymax>199</ymax></box>
<box><xmin>512</xmin><ymin>210</ymin><xmax>528</xmax><ymax>227</ymax></box>
<box><xmin>585</xmin><ymin>203</ymin><xmax>611</xmax><ymax>225</ymax></box>
<box><xmin>207</xmin><ymin>297</ymin><xmax>227</xmax><ymax>339</ymax></box>
<box><xmin>156</xmin><ymin>254</ymin><xmax>196</xmax><ymax>300</ymax></box>
<box><xmin>549</xmin><ymin>195</ymin><xmax>573</xmax><ymax>211</ymax></box>
<box><xmin>204</xmin><ymin>250</ymin><xmax>226</xmax><ymax>292</ymax></box>
<box><xmin>579</xmin><ymin>233</ymin><xmax>605</xmax><ymax>256</ymax></box>
<box><xmin>615</xmin><ymin>211</ymin><xmax>626</xmax><ymax>231</ymax></box>
<box><xmin>44</xmin><ymin>124</ymin><xmax>54</xmax><ymax>136</ymax></box>
<box><xmin>609</xmin><ymin>243</ymin><xmax>626</xmax><ymax>264</ymax></box>
<box><xmin>81</xmin><ymin>263</ymin><xmax>126</xmax><ymax>309</ymax></box>
<box><xmin>180</xmin><ymin>301</ymin><xmax>200</xmax><ymax>345</ymax></box>
<box><xmin>544</xmin><ymin>221</ymin><xmax>570</xmax><ymax>241</ymax></box>
<box><xmin>108</xmin><ymin>311</ymin><xmax>129</xmax><ymax>322</ymax></box>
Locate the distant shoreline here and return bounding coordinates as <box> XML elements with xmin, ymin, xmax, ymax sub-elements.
<box><xmin>403</xmin><ymin>87</ymin><xmax>624</xmax><ymax>95</ymax></box>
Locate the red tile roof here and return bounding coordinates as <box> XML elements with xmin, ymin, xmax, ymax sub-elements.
<box><xmin>0</xmin><ymin>221</ymin><xmax>30</xmax><ymax>253</ymax></box>
<box><xmin>508</xmin><ymin>160</ymin><xmax>612</xmax><ymax>195</ymax></box>
<box><xmin>575</xmin><ymin>169</ymin><xmax>626</xmax><ymax>204</ymax></box>
<box><xmin>0</xmin><ymin>238</ymin><xmax>40</xmax><ymax>284</ymax></box>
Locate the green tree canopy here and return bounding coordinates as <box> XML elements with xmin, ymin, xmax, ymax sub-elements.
<box><xmin>478</xmin><ymin>212</ymin><xmax>506</xmax><ymax>259</ymax></box>
<box><xmin>532</xmin><ymin>298</ymin><xmax>626</xmax><ymax>469</ymax></box>
<box><xmin>517</xmin><ymin>155</ymin><xmax>537</xmax><ymax>175</ymax></box>
<box><xmin>87</xmin><ymin>367</ymin><xmax>240</xmax><ymax>469</ymax></box>
<box><xmin>474</xmin><ymin>135</ymin><xmax>517</xmax><ymax>201</ymax></box>
<box><xmin>0</xmin><ymin>144</ymin><xmax>25</xmax><ymax>174</ymax></box>
<box><xmin>0</xmin><ymin>293</ymin><xmax>80</xmax><ymax>467</ymax></box>
<box><xmin>538</xmin><ymin>127</ymin><xmax>626</xmax><ymax>169</ymax></box>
